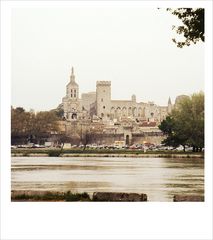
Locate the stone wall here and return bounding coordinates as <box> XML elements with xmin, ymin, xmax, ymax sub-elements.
<box><xmin>81</xmin><ymin>92</ymin><xmax>96</xmax><ymax>111</ymax></box>
<box><xmin>61</xmin><ymin>120</ymin><xmax>165</xmax><ymax>145</ymax></box>
<box><xmin>132</xmin><ymin>133</ymin><xmax>164</xmax><ymax>145</ymax></box>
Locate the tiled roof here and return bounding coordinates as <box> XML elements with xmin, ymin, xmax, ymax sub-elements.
<box><xmin>139</xmin><ymin>121</ymin><xmax>156</xmax><ymax>127</ymax></box>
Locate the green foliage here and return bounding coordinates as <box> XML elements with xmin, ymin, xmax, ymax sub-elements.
<box><xmin>159</xmin><ymin>116</ymin><xmax>185</xmax><ymax>147</ymax></box>
<box><xmin>48</xmin><ymin>150</ymin><xmax>61</xmax><ymax>157</ymax></box>
<box><xmin>168</xmin><ymin>8</ymin><xmax>204</xmax><ymax>48</ymax></box>
<box><xmin>159</xmin><ymin>116</ymin><xmax>175</xmax><ymax>135</ymax></box>
<box><xmin>159</xmin><ymin>92</ymin><xmax>204</xmax><ymax>151</ymax></box>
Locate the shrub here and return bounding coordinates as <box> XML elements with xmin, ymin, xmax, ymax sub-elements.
<box><xmin>65</xmin><ymin>191</ymin><xmax>91</xmax><ymax>201</ymax></box>
<box><xmin>48</xmin><ymin>150</ymin><xmax>61</xmax><ymax>157</ymax></box>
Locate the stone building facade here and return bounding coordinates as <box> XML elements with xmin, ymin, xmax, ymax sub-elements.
<box><xmin>62</xmin><ymin>67</ymin><xmax>173</xmax><ymax>123</ymax></box>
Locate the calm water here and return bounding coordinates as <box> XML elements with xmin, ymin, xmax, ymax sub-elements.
<box><xmin>11</xmin><ymin>157</ymin><xmax>204</xmax><ymax>201</ymax></box>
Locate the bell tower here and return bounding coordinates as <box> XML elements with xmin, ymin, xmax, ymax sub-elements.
<box><xmin>63</xmin><ymin>66</ymin><xmax>80</xmax><ymax>120</ymax></box>
<box><xmin>66</xmin><ymin>67</ymin><xmax>79</xmax><ymax>100</ymax></box>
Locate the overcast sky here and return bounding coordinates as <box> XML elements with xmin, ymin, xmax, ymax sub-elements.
<box><xmin>11</xmin><ymin>5</ymin><xmax>204</xmax><ymax>111</ymax></box>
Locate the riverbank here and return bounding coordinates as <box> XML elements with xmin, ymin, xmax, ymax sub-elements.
<box><xmin>11</xmin><ymin>190</ymin><xmax>147</xmax><ymax>202</ymax></box>
<box><xmin>11</xmin><ymin>190</ymin><xmax>204</xmax><ymax>202</ymax></box>
<box><xmin>11</xmin><ymin>149</ymin><xmax>204</xmax><ymax>158</ymax></box>
<box><xmin>11</xmin><ymin>190</ymin><xmax>91</xmax><ymax>201</ymax></box>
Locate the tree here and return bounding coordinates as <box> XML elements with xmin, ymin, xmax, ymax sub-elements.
<box><xmin>32</xmin><ymin>111</ymin><xmax>59</xmax><ymax>138</ymax></box>
<box><xmin>11</xmin><ymin>107</ymin><xmax>32</xmax><ymax>143</ymax></box>
<box><xmin>174</xmin><ymin>92</ymin><xmax>204</xmax><ymax>151</ymax></box>
<box><xmin>159</xmin><ymin>92</ymin><xmax>204</xmax><ymax>152</ymax></box>
<box><xmin>168</xmin><ymin>8</ymin><xmax>204</xmax><ymax>48</ymax></box>
<box><xmin>11</xmin><ymin>107</ymin><xmax>60</xmax><ymax>144</ymax></box>
<box><xmin>50</xmin><ymin>107</ymin><xmax>64</xmax><ymax>119</ymax></box>
<box><xmin>82</xmin><ymin>129</ymin><xmax>93</xmax><ymax>151</ymax></box>
<box><xmin>158</xmin><ymin>116</ymin><xmax>186</xmax><ymax>149</ymax></box>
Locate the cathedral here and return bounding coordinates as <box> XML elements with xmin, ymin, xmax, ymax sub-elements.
<box><xmin>62</xmin><ymin>67</ymin><xmax>173</xmax><ymax>123</ymax></box>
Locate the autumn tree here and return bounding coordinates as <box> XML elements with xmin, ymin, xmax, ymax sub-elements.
<box><xmin>11</xmin><ymin>107</ymin><xmax>33</xmax><ymax>143</ymax></box>
<box><xmin>50</xmin><ymin>107</ymin><xmax>64</xmax><ymax>120</ymax></box>
<box><xmin>32</xmin><ymin>111</ymin><xmax>59</xmax><ymax>137</ymax></box>
<box><xmin>11</xmin><ymin>107</ymin><xmax>60</xmax><ymax>144</ymax></box>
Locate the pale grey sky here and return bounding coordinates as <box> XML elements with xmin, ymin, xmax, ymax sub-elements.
<box><xmin>12</xmin><ymin>6</ymin><xmax>204</xmax><ymax>111</ymax></box>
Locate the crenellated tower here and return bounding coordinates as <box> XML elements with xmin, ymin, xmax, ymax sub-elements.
<box><xmin>96</xmin><ymin>81</ymin><xmax>111</xmax><ymax>119</ymax></box>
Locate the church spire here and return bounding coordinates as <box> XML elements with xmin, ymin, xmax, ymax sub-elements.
<box><xmin>70</xmin><ymin>66</ymin><xmax>75</xmax><ymax>82</ymax></box>
<box><xmin>167</xmin><ymin>97</ymin><xmax>172</xmax><ymax>113</ymax></box>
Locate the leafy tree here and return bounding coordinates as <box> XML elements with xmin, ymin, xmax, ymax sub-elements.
<box><xmin>168</xmin><ymin>8</ymin><xmax>204</xmax><ymax>48</ymax></box>
<box><xmin>32</xmin><ymin>111</ymin><xmax>59</xmax><ymax>137</ymax></box>
<box><xmin>174</xmin><ymin>92</ymin><xmax>204</xmax><ymax>151</ymax></box>
<box><xmin>159</xmin><ymin>92</ymin><xmax>204</xmax><ymax>152</ymax></box>
<box><xmin>11</xmin><ymin>107</ymin><xmax>60</xmax><ymax>144</ymax></box>
<box><xmin>11</xmin><ymin>107</ymin><xmax>32</xmax><ymax>139</ymax></box>
<box><xmin>158</xmin><ymin>116</ymin><xmax>174</xmax><ymax>135</ymax></box>
<box><xmin>159</xmin><ymin>116</ymin><xmax>186</xmax><ymax>149</ymax></box>
<box><xmin>50</xmin><ymin>108</ymin><xmax>64</xmax><ymax>119</ymax></box>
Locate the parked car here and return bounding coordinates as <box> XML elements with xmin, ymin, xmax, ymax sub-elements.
<box><xmin>185</xmin><ymin>147</ymin><xmax>193</xmax><ymax>152</ymax></box>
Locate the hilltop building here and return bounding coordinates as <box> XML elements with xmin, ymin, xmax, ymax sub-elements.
<box><xmin>62</xmin><ymin>67</ymin><xmax>173</xmax><ymax>123</ymax></box>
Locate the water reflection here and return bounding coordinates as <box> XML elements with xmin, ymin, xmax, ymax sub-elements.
<box><xmin>11</xmin><ymin>157</ymin><xmax>204</xmax><ymax>202</ymax></box>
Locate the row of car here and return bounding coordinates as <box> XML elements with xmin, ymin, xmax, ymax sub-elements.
<box><xmin>11</xmin><ymin>143</ymin><xmax>198</xmax><ymax>152</ymax></box>
<box><xmin>11</xmin><ymin>144</ymin><xmax>46</xmax><ymax>149</ymax></box>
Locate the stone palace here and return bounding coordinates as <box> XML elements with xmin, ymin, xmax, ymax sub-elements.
<box><xmin>62</xmin><ymin>67</ymin><xmax>173</xmax><ymax>123</ymax></box>
<box><xmin>57</xmin><ymin>67</ymin><xmax>183</xmax><ymax>146</ymax></box>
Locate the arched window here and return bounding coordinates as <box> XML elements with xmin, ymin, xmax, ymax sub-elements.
<box><xmin>110</xmin><ymin>107</ymin><xmax>115</xmax><ymax>119</ymax></box>
<box><xmin>72</xmin><ymin>113</ymin><xmax>77</xmax><ymax>119</ymax></box>
<box><xmin>117</xmin><ymin>107</ymin><xmax>121</xmax><ymax>117</ymax></box>
<box><xmin>122</xmin><ymin>107</ymin><xmax>127</xmax><ymax>116</ymax></box>
<box><xmin>133</xmin><ymin>107</ymin><xmax>137</xmax><ymax>117</ymax></box>
<box><xmin>138</xmin><ymin>107</ymin><xmax>142</xmax><ymax>117</ymax></box>
<box><xmin>126</xmin><ymin>135</ymin><xmax>130</xmax><ymax>145</ymax></box>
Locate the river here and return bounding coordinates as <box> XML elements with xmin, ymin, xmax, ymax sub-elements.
<box><xmin>11</xmin><ymin>157</ymin><xmax>204</xmax><ymax>201</ymax></box>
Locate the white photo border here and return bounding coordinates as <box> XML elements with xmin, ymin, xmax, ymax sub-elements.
<box><xmin>1</xmin><ymin>1</ymin><xmax>212</xmax><ymax>239</ymax></box>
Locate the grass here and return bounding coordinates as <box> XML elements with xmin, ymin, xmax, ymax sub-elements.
<box><xmin>11</xmin><ymin>148</ymin><xmax>204</xmax><ymax>156</ymax></box>
<box><xmin>11</xmin><ymin>191</ymin><xmax>91</xmax><ymax>201</ymax></box>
